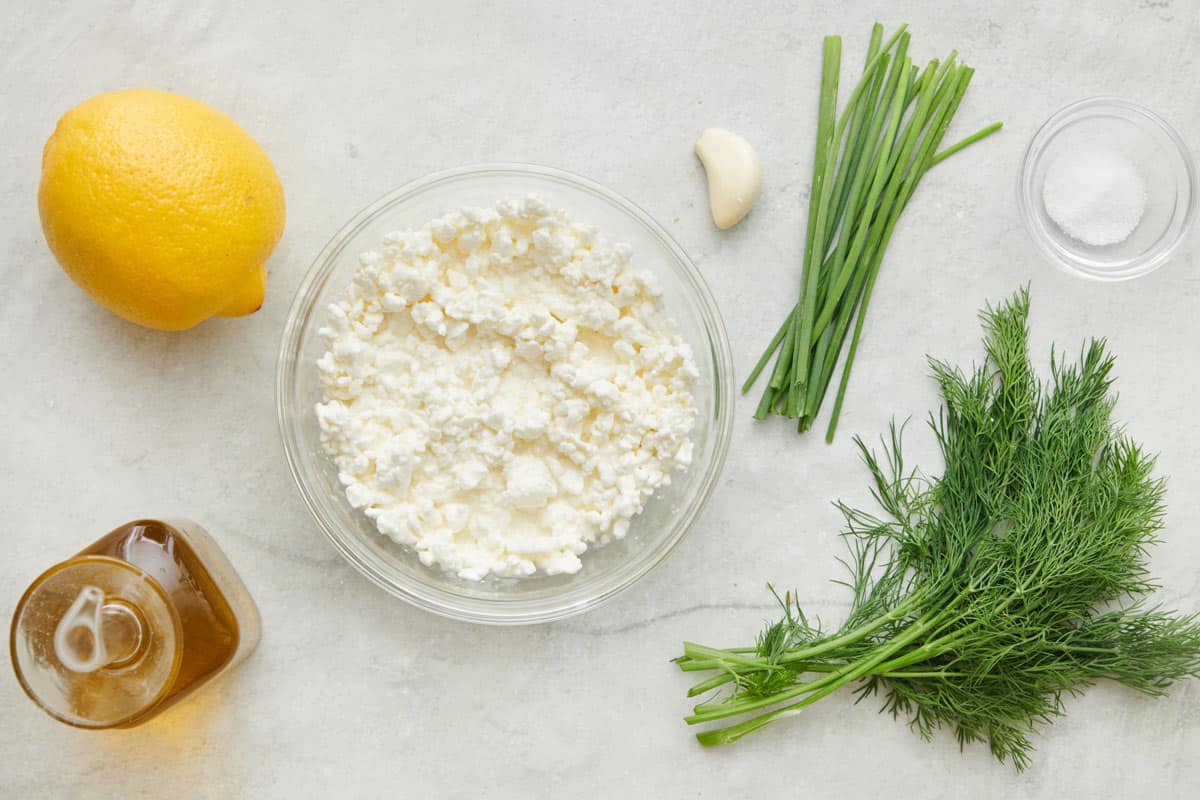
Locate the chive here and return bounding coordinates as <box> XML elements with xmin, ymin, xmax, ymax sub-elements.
<box><xmin>820</xmin><ymin>71</ymin><xmax>950</xmax><ymax>437</ymax></box>
<box><xmin>823</xmin><ymin>52</ymin><xmax>885</xmax><ymax>247</ymax></box>
<box><xmin>742</xmin><ymin>312</ymin><xmax>792</xmax><ymax>393</ymax></box>
<box><xmin>746</xmin><ymin>23</ymin><xmax>1001</xmax><ymax>440</ymax></box>
<box><xmin>811</xmin><ymin>58</ymin><xmax>912</xmax><ymax>341</ymax></box>
<box><xmin>767</xmin><ymin>307</ymin><xmax>796</xmax><ymax>390</ymax></box>
<box><xmin>821</xmin><ymin>50</ymin><xmax>898</xmax><ymax>286</ymax></box>
<box><xmin>929</xmin><ymin>121</ymin><xmax>1003</xmax><ymax>167</ymax></box>
<box><xmin>787</xmin><ymin>35</ymin><xmax>842</xmax><ymax>418</ymax></box>
<box><xmin>825</xmin><ymin>66</ymin><xmax>976</xmax><ymax>441</ymax></box>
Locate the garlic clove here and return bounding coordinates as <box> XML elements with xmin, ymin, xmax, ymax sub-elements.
<box><xmin>694</xmin><ymin>128</ymin><xmax>762</xmax><ymax>230</ymax></box>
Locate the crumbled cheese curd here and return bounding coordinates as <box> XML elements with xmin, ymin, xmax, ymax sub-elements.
<box><xmin>315</xmin><ymin>196</ymin><xmax>698</xmax><ymax>580</ymax></box>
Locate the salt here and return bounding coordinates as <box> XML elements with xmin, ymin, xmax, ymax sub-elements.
<box><xmin>1042</xmin><ymin>143</ymin><xmax>1147</xmax><ymax>246</ymax></box>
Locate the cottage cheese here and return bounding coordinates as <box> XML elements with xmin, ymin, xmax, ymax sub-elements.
<box><xmin>315</xmin><ymin>196</ymin><xmax>698</xmax><ymax>580</ymax></box>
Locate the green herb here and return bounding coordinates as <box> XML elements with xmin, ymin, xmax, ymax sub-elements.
<box><xmin>745</xmin><ymin>23</ymin><xmax>1002</xmax><ymax>440</ymax></box>
<box><xmin>679</xmin><ymin>290</ymin><xmax>1200</xmax><ymax>770</ymax></box>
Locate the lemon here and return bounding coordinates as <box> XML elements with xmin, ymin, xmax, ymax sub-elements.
<box><xmin>38</xmin><ymin>89</ymin><xmax>286</xmax><ymax>331</ymax></box>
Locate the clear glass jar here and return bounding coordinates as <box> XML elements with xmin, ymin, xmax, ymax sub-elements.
<box><xmin>10</xmin><ymin>519</ymin><xmax>261</xmax><ymax>728</ymax></box>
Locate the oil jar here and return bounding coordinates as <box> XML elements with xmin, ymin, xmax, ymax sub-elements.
<box><xmin>9</xmin><ymin>519</ymin><xmax>261</xmax><ymax>728</ymax></box>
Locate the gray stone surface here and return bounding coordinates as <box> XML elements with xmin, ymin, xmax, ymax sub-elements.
<box><xmin>2</xmin><ymin>1</ymin><xmax>1198</xmax><ymax>797</ymax></box>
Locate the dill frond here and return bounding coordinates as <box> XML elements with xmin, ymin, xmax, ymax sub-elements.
<box><xmin>676</xmin><ymin>288</ymin><xmax>1200</xmax><ymax>769</ymax></box>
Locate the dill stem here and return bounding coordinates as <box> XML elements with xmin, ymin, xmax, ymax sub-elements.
<box><xmin>868</xmin><ymin>586</ymin><xmax>1027</xmax><ymax>674</ymax></box>
<box><xmin>682</xmin><ymin>588</ymin><xmax>936</xmax><ymax>678</ymax></box>
<box><xmin>685</xmin><ymin>660</ymin><xmax>963</xmax><ymax>698</ymax></box>
<box><xmin>690</xmin><ymin>602</ymin><xmax>955</xmax><ymax>731</ymax></box>
<box><xmin>681</xmin><ymin>643</ymin><xmax>781</xmax><ymax>671</ymax></box>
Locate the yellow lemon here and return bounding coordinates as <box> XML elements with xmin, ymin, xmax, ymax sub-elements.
<box><xmin>38</xmin><ymin>89</ymin><xmax>285</xmax><ymax>331</ymax></box>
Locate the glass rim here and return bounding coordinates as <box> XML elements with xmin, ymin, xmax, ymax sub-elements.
<box><xmin>1016</xmin><ymin>96</ymin><xmax>1198</xmax><ymax>282</ymax></box>
<box><xmin>10</xmin><ymin>555</ymin><xmax>182</xmax><ymax>728</ymax></box>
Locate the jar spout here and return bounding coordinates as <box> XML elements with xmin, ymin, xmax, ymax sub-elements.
<box><xmin>54</xmin><ymin>585</ymin><xmax>108</xmax><ymax>672</ymax></box>
<box><xmin>53</xmin><ymin>585</ymin><xmax>141</xmax><ymax>673</ymax></box>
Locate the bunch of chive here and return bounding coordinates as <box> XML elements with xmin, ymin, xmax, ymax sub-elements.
<box><xmin>744</xmin><ymin>23</ymin><xmax>1001</xmax><ymax>441</ymax></box>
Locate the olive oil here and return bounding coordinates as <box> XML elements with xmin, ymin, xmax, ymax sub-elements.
<box><xmin>10</xmin><ymin>519</ymin><xmax>260</xmax><ymax>728</ymax></box>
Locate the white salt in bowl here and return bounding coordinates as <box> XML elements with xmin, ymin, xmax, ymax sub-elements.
<box><xmin>1018</xmin><ymin>97</ymin><xmax>1196</xmax><ymax>281</ymax></box>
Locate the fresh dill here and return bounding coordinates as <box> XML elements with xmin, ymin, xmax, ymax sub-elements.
<box><xmin>678</xmin><ymin>289</ymin><xmax>1200</xmax><ymax>770</ymax></box>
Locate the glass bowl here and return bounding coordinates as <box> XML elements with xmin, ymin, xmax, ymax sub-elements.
<box><xmin>1017</xmin><ymin>97</ymin><xmax>1197</xmax><ymax>281</ymax></box>
<box><xmin>276</xmin><ymin>163</ymin><xmax>734</xmax><ymax>624</ymax></box>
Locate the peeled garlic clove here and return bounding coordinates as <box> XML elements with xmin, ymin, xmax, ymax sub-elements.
<box><xmin>694</xmin><ymin>128</ymin><xmax>762</xmax><ymax>230</ymax></box>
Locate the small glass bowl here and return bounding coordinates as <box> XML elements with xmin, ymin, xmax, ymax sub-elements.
<box><xmin>276</xmin><ymin>164</ymin><xmax>734</xmax><ymax>624</ymax></box>
<box><xmin>1017</xmin><ymin>97</ymin><xmax>1196</xmax><ymax>281</ymax></box>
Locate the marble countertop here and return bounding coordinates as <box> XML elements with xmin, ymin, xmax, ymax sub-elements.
<box><xmin>2</xmin><ymin>1</ymin><xmax>1198</xmax><ymax>797</ymax></box>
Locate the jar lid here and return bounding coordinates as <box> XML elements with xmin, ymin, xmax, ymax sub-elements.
<box><xmin>9</xmin><ymin>556</ymin><xmax>182</xmax><ymax>728</ymax></box>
